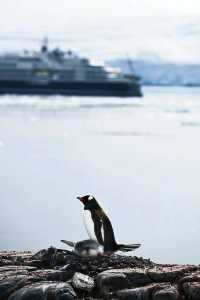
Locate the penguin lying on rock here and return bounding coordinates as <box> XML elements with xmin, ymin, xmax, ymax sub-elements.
<box><xmin>61</xmin><ymin>239</ymin><xmax>102</xmax><ymax>257</ymax></box>
<box><xmin>77</xmin><ymin>195</ymin><xmax>141</xmax><ymax>253</ymax></box>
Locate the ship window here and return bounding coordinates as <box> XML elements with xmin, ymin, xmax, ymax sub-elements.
<box><xmin>19</xmin><ymin>57</ymin><xmax>41</xmax><ymax>62</ymax></box>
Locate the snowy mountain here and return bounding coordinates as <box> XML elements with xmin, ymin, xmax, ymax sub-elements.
<box><xmin>107</xmin><ymin>59</ymin><xmax>200</xmax><ymax>86</ymax></box>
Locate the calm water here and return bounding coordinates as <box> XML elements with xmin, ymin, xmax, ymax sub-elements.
<box><xmin>0</xmin><ymin>87</ymin><xmax>200</xmax><ymax>264</ymax></box>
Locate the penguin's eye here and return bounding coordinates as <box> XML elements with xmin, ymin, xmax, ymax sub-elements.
<box><xmin>88</xmin><ymin>195</ymin><xmax>93</xmax><ymax>201</ymax></box>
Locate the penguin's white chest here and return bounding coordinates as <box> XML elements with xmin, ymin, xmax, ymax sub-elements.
<box><xmin>80</xmin><ymin>248</ymin><xmax>98</xmax><ymax>257</ymax></box>
<box><xmin>74</xmin><ymin>239</ymin><xmax>103</xmax><ymax>257</ymax></box>
<box><xmin>83</xmin><ymin>210</ymin><xmax>97</xmax><ymax>241</ymax></box>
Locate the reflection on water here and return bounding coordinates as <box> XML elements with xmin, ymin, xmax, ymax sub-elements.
<box><xmin>0</xmin><ymin>87</ymin><xmax>200</xmax><ymax>264</ymax></box>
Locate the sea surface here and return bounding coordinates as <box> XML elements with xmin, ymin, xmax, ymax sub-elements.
<box><xmin>0</xmin><ymin>87</ymin><xmax>200</xmax><ymax>264</ymax></box>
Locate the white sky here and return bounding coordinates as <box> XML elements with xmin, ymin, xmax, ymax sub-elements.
<box><xmin>0</xmin><ymin>0</ymin><xmax>200</xmax><ymax>63</ymax></box>
<box><xmin>1</xmin><ymin>0</ymin><xmax>200</xmax><ymax>22</ymax></box>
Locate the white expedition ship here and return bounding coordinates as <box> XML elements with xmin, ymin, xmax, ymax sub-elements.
<box><xmin>0</xmin><ymin>39</ymin><xmax>142</xmax><ymax>97</ymax></box>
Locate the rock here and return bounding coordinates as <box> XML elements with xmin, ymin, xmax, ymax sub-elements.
<box><xmin>32</xmin><ymin>248</ymin><xmax>56</xmax><ymax>260</ymax></box>
<box><xmin>179</xmin><ymin>271</ymin><xmax>200</xmax><ymax>284</ymax></box>
<box><xmin>124</xmin><ymin>268</ymin><xmax>151</xmax><ymax>285</ymax></box>
<box><xmin>14</xmin><ymin>249</ymin><xmax>154</xmax><ymax>277</ymax></box>
<box><xmin>23</xmin><ymin>260</ymin><xmax>44</xmax><ymax>268</ymax></box>
<box><xmin>98</xmin><ymin>268</ymin><xmax>151</xmax><ymax>286</ymax></box>
<box><xmin>182</xmin><ymin>282</ymin><xmax>200</xmax><ymax>300</ymax></box>
<box><xmin>0</xmin><ymin>266</ymin><xmax>36</xmax><ymax>281</ymax></box>
<box><xmin>72</xmin><ymin>272</ymin><xmax>94</xmax><ymax>292</ymax></box>
<box><xmin>96</xmin><ymin>271</ymin><xmax>129</xmax><ymax>297</ymax></box>
<box><xmin>32</xmin><ymin>269</ymin><xmax>74</xmax><ymax>282</ymax></box>
<box><xmin>7</xmin><ymin>281</ymin><xmax>76</xmax><ymax>300</ymax></box>
<box><xmin>113</xmin><ymin>284</ymin><xmax>157</xmax><ymax>300</ymax></box>
<box><xmin>0</xmin><ymin>275</ymin><xmax>32</xmax><ymax>299</ymax></box>
<box><xmin>1</xmin><ymin>248</ymin><xmax>200</xmax><ymax>300</ymax></box>
<box><xmin>0</xmin><ymin>252</ymin><xmax>33</xmax><ymax>269</ymax></box>
<box><xmin>0</xmin><ymin>266</ymin><xmax>36</xmax><ymax>273</ymax></box>
<box><xmin>0</xmin><ymin>251</ymin><xmax>32</xmax><ymax>261</ymax></box>
<box><xmin>31</xmin><ymin>248</ymin><xmax>76</xmax><ymax>268</ymax></box>
<box><xmin>114</xmin><ymin>284</ymin><xmax>179</xmax><ymax>300</ymax></box>
<box><xmin>147</xmin><ymin>265</ymin><xmax>197</xmax><ymax>283</ymax></box>
<box><xmin>97</xmin><ymin>266</ymin><xmax>187</xmax><ymax>286</ymax></box>
<box><xmin>0</xmin><ymin>259</ymin><xmax>12</xmax><ymax>266</ymax></box>
<box><xmin>153</xmin><ymin>286</ymin><xmax>179</xmax><ymax>300</ymax></box>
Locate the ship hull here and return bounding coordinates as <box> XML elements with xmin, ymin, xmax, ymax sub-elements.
<box><xmin>0</xmin><ymin>80</ymin><xmax>142</xmax><ymax>97</ymax></box>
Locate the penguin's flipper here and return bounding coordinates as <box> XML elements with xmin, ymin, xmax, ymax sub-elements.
<box><xmin>124</xmin><ymin>243</ymin><xmax>141</xmax><ymax>248</ymax></box>
<box><xmin>118</xmin><ymin>243</ymin><xmax>141</xmax><ymax>252</ymax></box>
<box><xmin>60</xmin><ymin>240</ymin><xmax>76</xmax><ymax>247</ymax></box>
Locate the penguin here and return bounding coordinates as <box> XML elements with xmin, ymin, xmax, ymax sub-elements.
<box><xmin>61</xmin><ymin>239</ymin><xmax>102</xmax><ymax>257</ymax></box>
<box><xmin>77</xmin><ymin>195</ymin><xmax>141</xmax><ymax>253</ymax></box>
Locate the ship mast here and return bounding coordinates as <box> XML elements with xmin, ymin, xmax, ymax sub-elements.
<box><xmin>41</xmin><ymin>37</ymin><xmax>49</xmax><ymax>53</ymax></box>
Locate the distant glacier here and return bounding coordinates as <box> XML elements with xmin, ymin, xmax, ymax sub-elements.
<box><xmin>107</xmin><ymin>59</ymin><xmax>200</xmax><ymax>86</ymax></box>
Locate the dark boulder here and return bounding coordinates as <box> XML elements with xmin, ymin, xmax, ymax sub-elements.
<box><xmin>0</xmin><ymin>276</ymin><xmax>32</xmax><ymax>299</ymax></box>
<box><xmin>96</xmin><ymin>271</ymin><xmax>129</xmax><ymax>297</ymax></box>
<box><xmin>182</xmin><ymin>282</ymin><xmax>200</xmax><ymax>300</ymax></box>
<box><xmin>7</xmin><ymin>282</ymin><xmax>76</xmax><ymax>300</ymax></box>
<box><xmin>153</xmin><ymin>285</ymin><xmax>179</xmax><ymax>300</ymax></box>
<box><xmin>112</xmin><ymin>284</ymin><xmax>157</xmax><ymax>300</ymax></box>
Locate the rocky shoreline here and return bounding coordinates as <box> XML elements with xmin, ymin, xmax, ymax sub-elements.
<box><xmin>0</xmin><ymin>248</ymin><xmax>200</xmax><ymax>299</ymax></box>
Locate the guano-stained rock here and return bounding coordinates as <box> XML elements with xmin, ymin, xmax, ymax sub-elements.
<box><xmin>72</xmin><ymin>272</ymin><xmax>94</xmax><ymax>292</ymax></box>
<box><xmin>147</xmin><ymin>265</ymin><xmax>198</xmax><ymax>283</ymax></box>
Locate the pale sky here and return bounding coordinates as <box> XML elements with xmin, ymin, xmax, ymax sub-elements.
<box><xmin>1</xmin><ymin>0</ymin><xmax>200</xmax><ymax>23</ymax></box>
<box><xmin>0</xmin><ymin>0</ymin><xmax>200</xmax><ymax>63</ymax></box>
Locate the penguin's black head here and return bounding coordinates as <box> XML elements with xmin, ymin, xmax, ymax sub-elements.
<box><xmin>77</xmin><ymin>195</ymin><xmax>100</xmax><ymax>211</ymax></box>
